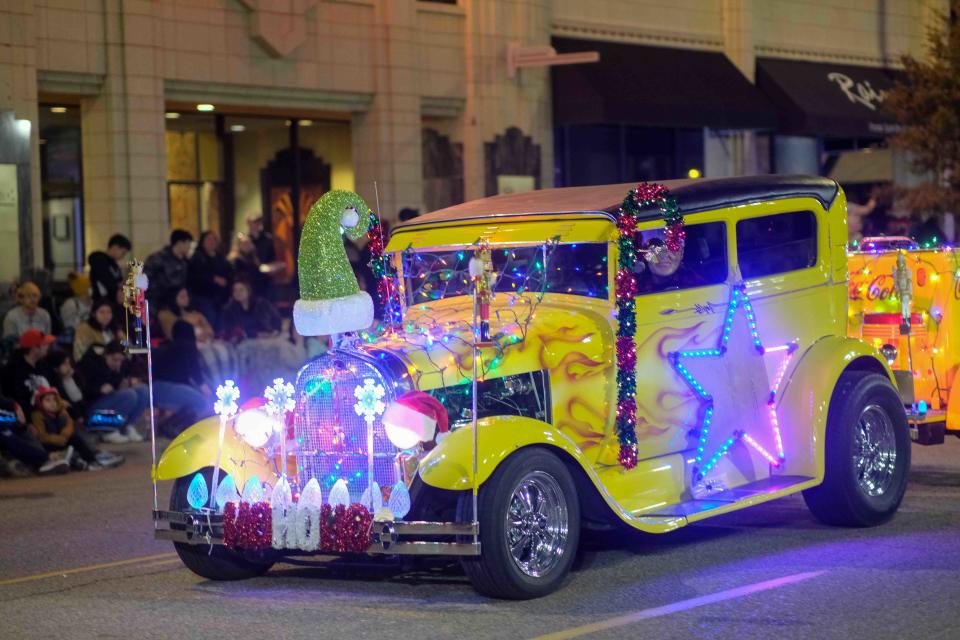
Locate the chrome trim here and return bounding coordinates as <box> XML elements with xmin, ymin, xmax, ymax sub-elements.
<box><xmin>854</xmin><ymin>403</ymin><xmax>898</xmax><ymax>497</ymax></box>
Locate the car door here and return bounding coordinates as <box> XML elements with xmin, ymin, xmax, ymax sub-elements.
<box><xmin>630</xmin><ymin>216</ymin><xmax>731</xmax><ymax>464</ymax></box>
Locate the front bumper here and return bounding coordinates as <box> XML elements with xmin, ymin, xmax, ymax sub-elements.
<box><xmin>154</xmin><ymin>510</ymin><xmax>480</xmax><ymax>556</ymax></box>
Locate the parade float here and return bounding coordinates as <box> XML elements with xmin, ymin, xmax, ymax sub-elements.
<box><xmin>848</xmin><ymin>238</ymin><xmax>960</xmax><ymax>445</ymax></box>
<box><xmin>152</xmin><ymin>177</ymin><xmax>909</xmax><ymax>599</ymax></box>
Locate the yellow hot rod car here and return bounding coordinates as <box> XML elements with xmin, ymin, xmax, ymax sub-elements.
<box><xmin>154</xmin><ymin>175</ymin><xmax>909</xmax><ymax>599</ymax></box>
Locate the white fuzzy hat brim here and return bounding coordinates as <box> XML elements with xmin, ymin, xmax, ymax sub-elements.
<box><xmin>293</xmin><ymin>290</ymin><xmax>374</xmax><ymax>336</ymax></box>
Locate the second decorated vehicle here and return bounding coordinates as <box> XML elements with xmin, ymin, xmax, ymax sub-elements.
<box><xmin>154</xmin><ymin>176</ymin><xmax>910</xmax><ymax>598</ymax></box>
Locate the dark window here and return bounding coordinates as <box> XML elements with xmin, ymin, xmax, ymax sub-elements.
<box><xmin>404</xmin><ymin>242</ymin><xmax>608</xmax><ymax>304</ymax></box>
<box><xmin>635</xmin><ymin>221</ymin><xmax>727</xmax><ymax>295</ymax></box>
<box><xmin>736</xmin><ymin>211</ymin><xmax>817</xmax><ymax>279</ymax></box>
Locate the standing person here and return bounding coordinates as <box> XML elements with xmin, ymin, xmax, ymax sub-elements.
<box><xmin>228</xmin><ymin>233</ymin><xmax>269</xmax><ymax>298</ymax></box>
<box><xmin>73</xmin><ymin>299</ymin><xmax>122</xmax><ymax>362</ymax></box>
<box><xmin>187</xmin><ymin>230</ymin><xmax>232</xmax><ymax>331</ymax></box>
<box><xmin>60</xmin><ymin>272</ymin><xmax>93</xmax><ymax>334</ymax></box>
<box><xmin>88</xmin><ymin>233</ymin><xmax>131</xmax><ymax>303</ymax></box>
<box><xmin>246</xmin><ymin>214</ymin><xmax>276</xmax><ymax>266</ymax></box>
<box><xmin>2</xmin><ymin>282</ymin><xmax>52</xmax><ymax>339</ymax></box>
<box><xmin>221</xmin><ymin>279</ymin><xmax>302</xmax><ymax>393</ymax></box>
<box><xmin>31</xmin><ymin>386</ymin><xmax>124</xmax><ymax>470</ymax></box>
<box><xmin>144</xmin><ymin>229</ymin><xmax>193</xmax><ymax>306</ymax></box>
<box><xmin>1</xmin><ymin>329</ymin><xmax>55</xmax><ymax>413</ymax></box>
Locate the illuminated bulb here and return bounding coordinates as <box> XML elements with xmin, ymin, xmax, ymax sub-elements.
<box><xmin>196</xmin><ymin>103</ymin><xmax>215</xmax><ymax>112</ymax></box>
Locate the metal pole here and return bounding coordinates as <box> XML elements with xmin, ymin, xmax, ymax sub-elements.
<box><xmin>146</xmin><ymin>299</ymin><xmax>158</xmax><ymax>516</ymax></box>
<box><xmin>471</xmin><ymin>278</ymin><xmax>480</xmax><ymax>536</ymax></box>
<box><xmin>210</xmin><ymin>415</ymin><xmax>227</xmax><ymax>510</ymax></box>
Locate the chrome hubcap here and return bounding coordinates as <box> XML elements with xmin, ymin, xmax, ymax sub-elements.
<box><xmin>505</xmin><ymin>471</ymin><xmax>568</xmax><ymax>578</ymax></box>
<box><xmin>853</xmin><ymin>404</ymin><xmax>897</xmax><ymax>497</ymax></box>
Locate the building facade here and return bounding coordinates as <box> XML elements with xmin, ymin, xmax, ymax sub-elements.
<box><xmin>0</xmin><ymin>0</ymin><xmax>946</xmax><ymax>284</ymax></box>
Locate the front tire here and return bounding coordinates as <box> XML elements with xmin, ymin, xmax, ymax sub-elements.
<box><xmin>171</xmin><ymin>470</ymin><xmax>275</xmax><ymax>580</ymax></box>
<box><xmin>458</xmin><ymin>447</ymin><xmax>580</xmax><ymax>599</ymax></box>
<box><xmin>803</xmin><ymin>370</ymin><xmax>910</xmax><ymax>527</ymax></box>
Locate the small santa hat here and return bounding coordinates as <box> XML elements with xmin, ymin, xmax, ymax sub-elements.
<box><xmin>33</xmin><ymin>385</ymin><xmax>59</xmax><ymax>407</ymax></box>
<box><xmin>382</xmin><ymin>391</ymin><xmax>449</xmax><ymax>450</ymax></box>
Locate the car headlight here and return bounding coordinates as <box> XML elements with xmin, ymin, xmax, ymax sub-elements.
<box><xmin>879</xmin><ymin>343</ymin><xmax>897</xmax><ymax>365</ymax></box>
<box><xmin>234</xmin><ymin>408</ymin><xmax>273</xmax><ymax>448</ymax></box>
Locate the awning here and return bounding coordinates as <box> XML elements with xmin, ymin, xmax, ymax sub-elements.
<box><xmin>552</xmin><ymin>38</ymin><xmax>777</xmax><ymax>130</ymax></box>
<box><xmin>827</xmin><ymin>148</ymin><xmax>893</xmax><ymax>184</ymax></box>
<box><xmin>756</xmin><ymin>58</ymin><xmax>903</xmax><ymax>138</ymax></box>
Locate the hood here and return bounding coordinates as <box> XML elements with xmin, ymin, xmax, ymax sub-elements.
<box><xmin>364</xmin><ymin>293</ymin><xmax>615</xmax><ymax>392</ymax></box>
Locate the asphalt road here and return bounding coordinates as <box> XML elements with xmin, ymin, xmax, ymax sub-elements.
<box><xmin>2</xmin><ymin>438</ymin><xmax>959</xmax><ymax>640</ymax></box>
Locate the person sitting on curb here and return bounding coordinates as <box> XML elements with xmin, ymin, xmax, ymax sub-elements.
<box><xmin>2</xmin><ymin>282</ymin><xmax>52</xmax><ymax>339</ymax></box>
<box><xmin>30</xmin><ymin>386</ymin><xmax>123</xmax><ymax>470</ymax></box>
<box><xmin>0</xmin><ymin>394</ymin><xmax>69</xmax><ymax>477</ymax></box>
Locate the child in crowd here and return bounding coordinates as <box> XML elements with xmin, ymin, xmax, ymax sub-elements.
<box><xmin>60</xmin><ymin>272</ymin><xmax>93</xmax><ymax>334</ymax></box>
<box><xmin>2</xmin><ymin>282</ymin><xmax>52</xmax><ymax>339</ymax></box>
<box><xmin>30</xmin><ymin>387</ymin><xmax>123</xmax><ymax>470</ymax></box>
<box><xmin>0</xmin><ymin>394</ymin><xmax>69</xmax><ymax>476</ymax></box>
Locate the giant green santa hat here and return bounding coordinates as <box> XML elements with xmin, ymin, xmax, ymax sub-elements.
<box><xmin>293</xmin><ymin>190</ymin><xmax>374</xmax><ymax>335</ymax></box>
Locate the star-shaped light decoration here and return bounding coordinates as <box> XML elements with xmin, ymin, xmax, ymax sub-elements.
<box><xmin>214</xmin><ymin>380</ymin><xmax>240</xmax><ymax>418</ymax></box>
<box><xmin>669</xmin><ymin>286</ymin><xmax>797</xmax><ymax>492</ymax></box>
<box><xmin>353</xmin><ymin>378</ymin><xmax>386</xmax><ymax>423</ymax></box>
<box><xmin>264</xmin><ymin>378</ymin><xmax>296</xmax><ymax>429</ymax></box>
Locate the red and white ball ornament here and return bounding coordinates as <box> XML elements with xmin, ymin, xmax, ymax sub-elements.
<box><xmin>382</xmin><ymin>391</ymin><xmax>450</xmax><ymax>450</ymax></box>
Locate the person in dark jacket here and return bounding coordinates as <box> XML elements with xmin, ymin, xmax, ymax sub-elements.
<box><xmin>187</xmin><ymin>230</ymin><xmax>232</xmax><ymax>331</ymax></box>
<box><xmin>88</xmin><ymin>234</ymin><xmax>131</xmax><ymax>303</ymax></box>
<box><xmin>1</xmin><ymin>329</ymin><xmax>55</xmax><ymax>414</ymax></box>
<box><xmin>221</xmin><ymin>279</ymin><xmax>283</xmax><ymax>341</ymax></box>
<box><xmin>246</xmin><ymin>215</ymin><xmax>276</xmax><ymax>265</ymax></box>
<box><xmin>144</xmin><ymin>229</ymin><xmax>193</xmax><ymax>306</ymax></box>
<box><xmin>153</xmin><ymin>320</ymin><xmax>211</xmax><ymax>395</ymax></box>
<box><xmin>77</xmin><ymin>341</ymin><xmax>149</xmax><ymax>442</ymax></box>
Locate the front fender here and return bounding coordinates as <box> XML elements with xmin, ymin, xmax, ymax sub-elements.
<box><xmin>777</xmin><ymin>335</ymin><xmax>893</xmax><ymax>480</ymax></box>
<box><xmin>417</xmin><ymin>415</ymin><xmax>592</xmax><ymax>491</ymax></box>
<box><xmin>153</xmin><ymin>416</ymin><xmax>273</xmax><ymax>491</ymax></box>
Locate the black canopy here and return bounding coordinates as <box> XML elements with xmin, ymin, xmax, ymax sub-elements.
<box><xmin>756</xmin><ymin>58</ymin><xmax>903</xmax><ymax>138</ymax></box>
<box><xmin>551</xmin><ymin>38</ymin><xmax>777</xmax><ymax>130</ymax></box>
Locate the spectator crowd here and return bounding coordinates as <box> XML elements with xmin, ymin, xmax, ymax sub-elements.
<box><xmin>0</xmin><ymin>208</ymin><xmax>419</xmax><ymax>479</ymax></box>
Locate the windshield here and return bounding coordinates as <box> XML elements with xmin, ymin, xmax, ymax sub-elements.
<box><xmin>402</xmin><ymin>243</ymin><xmax>608</xmax><ymax>305</ymax></box>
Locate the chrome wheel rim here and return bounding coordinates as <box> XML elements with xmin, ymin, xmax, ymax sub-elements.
<box><xmin>505</xmin><ymin>471</ymin><xmax>569</xmax><ymax>578</ymax></box>
<box><xmin>853</xmin><ymin>404</ymin><xmax>897</xmax><ymax>497</ymax></box>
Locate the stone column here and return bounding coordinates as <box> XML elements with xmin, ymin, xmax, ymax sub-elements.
<box><xmin>351</xmin><ymin>0</ymin><xmax>422</xmax><ymax>223</ymax></box>
<box><xmin>461</xmin><ymin>0</ymin><xmax>552</xmax><ymax>202</ymax></box>
<box><xmin>81</xmin><ymin>0</ymin><xmax>167</xmax><ymax>258</ymax></box>
<box><xmin>0</xmin><ymin>0</ymin><xmax>41</xmax><ymax>278</ymax></box>
<box><xmin>719</xmin><ymin>0</ymin><xmax>760</xmax><ymax>177</ymax></box>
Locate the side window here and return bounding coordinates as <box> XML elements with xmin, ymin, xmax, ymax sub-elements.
<box><xmin>736</xmin><ymin>211</ymin><xmax>817</xmax><ymax>279</ymax></box>
<box><xmin>636</xmin><ymin>221</ymin><xmax>727</xmax><ymax>295</ymax></box>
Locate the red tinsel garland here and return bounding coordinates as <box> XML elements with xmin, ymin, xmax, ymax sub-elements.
<box><xmin>223</xmin><ymin>501</ymin><xmax>373</xmax><ymax>554</ymax></box>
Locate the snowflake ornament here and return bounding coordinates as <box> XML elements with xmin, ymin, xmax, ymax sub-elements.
<box><xmin>214</xmin><ymin>380</ymin><xmax>240</xmax><ymax>418</ymax></box>
<box><xmin>264</xmin><ymin>378</ymin><xmax>296</xmax><ymax>418</ymax></box>
<box><xmin>353</xmin><ymin>378</ymin><xmax>386</xmax><ymax>421</ymax></box>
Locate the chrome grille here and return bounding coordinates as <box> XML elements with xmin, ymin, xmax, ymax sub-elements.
<box><xmin>292</xmin><ymin>351</ymin><xmax>402</xmax><ymax>501</ymax></box>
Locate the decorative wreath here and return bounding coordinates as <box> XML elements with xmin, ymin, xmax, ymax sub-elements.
<box><xmin>614</xmin><ymin>182</ymin><xmax>686</xmax><ymax>468</ymax></box>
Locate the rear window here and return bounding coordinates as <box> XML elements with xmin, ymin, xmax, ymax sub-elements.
<box><xmin>736</xmin><ymin>211</ymin><xmax>817</xmax><ymax>279</ymax></box>
<box><xmin>635</xmin><ymin>221</ymin><xmax>727</xmax><ymax>295</ymax></box>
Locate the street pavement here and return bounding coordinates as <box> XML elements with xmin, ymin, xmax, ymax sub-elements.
<box><xmin>1</xmin><ymin>437</ymin><xmax>959</xmax><ymax>640</ymax></box>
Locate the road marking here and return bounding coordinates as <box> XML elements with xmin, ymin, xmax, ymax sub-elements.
<box><xmin>0</xmin><ymin>552</ymin><xmax>179</xmax><ymax>586</ymax></box>
<box><xmin>532</xmin><ymin>570</ymin><xmax>826</xmax><ymax>640</ymax></box>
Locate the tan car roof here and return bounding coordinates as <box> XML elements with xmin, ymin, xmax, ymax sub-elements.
<box><xmin>396</xmin><ymin>175</ymin><xmax>839</xmax><ymax>230</ymax></box>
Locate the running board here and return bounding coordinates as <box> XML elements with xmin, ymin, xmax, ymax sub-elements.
<box><xmin>643</xmin><ymin>475</ymin><xmax>816</xmax><ymax>519</ymax></box>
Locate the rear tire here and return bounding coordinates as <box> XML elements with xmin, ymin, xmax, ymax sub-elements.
<box><xmin>457</xmin><ymin>447</ymin><xmax>580</xmax><ymax>599</ymax></box>
<box><xmin>171</xmin><ymin>470</ymin><xmax>275</xmax><ymax>580</ymax></box>
<box><xmin>803</xmin><ymin>370</ymin><xmax>910</xmax><ymax>527</ymax></box>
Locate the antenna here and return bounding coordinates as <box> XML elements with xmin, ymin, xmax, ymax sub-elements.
<box><xmin>373</xmin><ymin>181</ymin><xmax>398</xmax><ymax>331</ymax></box>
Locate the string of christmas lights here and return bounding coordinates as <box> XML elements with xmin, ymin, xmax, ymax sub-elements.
<box><xmin>366</xmin><ymin>210</ymin><xmax>403</xmax><ymax>330</ymax></box>
<box><xmin>615</xmin><ymin>182</ymin><xmax>686</xmax><ymax>468</ymax></box>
